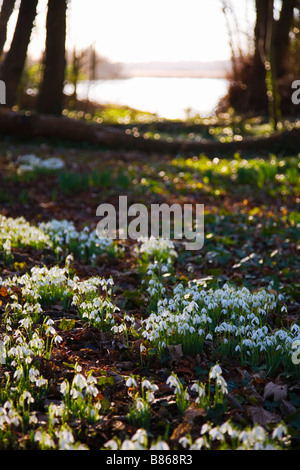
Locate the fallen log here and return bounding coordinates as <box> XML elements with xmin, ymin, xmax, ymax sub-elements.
<box><xmin>0</xmin><ymin>108</ymin><xmax>300</xmax><ymax>156</ymax></box>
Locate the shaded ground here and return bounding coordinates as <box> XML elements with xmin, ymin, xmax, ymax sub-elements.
<box><xmin>0</xmin><ymin>123</ymin><xmax>299</xmax><ymax>449</ymax></box>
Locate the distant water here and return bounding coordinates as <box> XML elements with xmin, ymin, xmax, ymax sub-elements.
<box><xmin>65</xmin><ymin>77</ymin><xmax>228</xmax><ymax>120</ymax></box>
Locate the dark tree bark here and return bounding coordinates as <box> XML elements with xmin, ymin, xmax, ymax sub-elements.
<box><xmin>0</xmin><ymin>0</ymin><xmax>38</xmax><ymax>107</ymax></box>
<box><xmin>1</xmin><ymin>109</ymin><xmax>300</xmax><ymax>157</ymax></box>
<box><xmin>227</xmin><ymin>0</ymin><xmax>298</xmax><ymax>115</ymax></box>
<box><xmin>37</xmin><ymin>0</ymin><xmax>67</xmax><ymax>116</ymax></box>
<box><xmin>265</xmin><ymin>0</ymin><xmax>281</xmax><ymax>129</ymax></box>
<box><xmin>274</xmin><ymin>0</ymin><xmax>296</xmax><ymax>78</ymax></box>
<box><xmin>0</xmin><ymin>0</ymin><xmax>16</xmax><ymax>58</ymax></box>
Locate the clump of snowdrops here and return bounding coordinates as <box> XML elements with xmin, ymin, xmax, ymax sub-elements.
<box><xmin>0</xmin><ymin>215</ymin><xmax>116</xmax><ymax>264</ymax></box>
<box><xmin>142</xmin><ymin>281</ymin><xmax>300</xmax><ymax>374</ymax></box>
<box><xmin>39</xmin><ymin>219</ymin><xmax>115</xmax><ymax>263</ymax></box>
<box><xmin>166</xmin><ymin>364</ymin><xmax>228</xmax><ymax>414</ymax></box>
<box><xmin>17</xmin><ymin>154</ymin><xmax>65</xmax><ymax>173</ymax></box>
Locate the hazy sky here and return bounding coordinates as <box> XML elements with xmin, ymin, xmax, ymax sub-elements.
<box><xmin>6</xmin><ymin>0</ymin><xmax>256</xmax><ymax>63</ymax></box>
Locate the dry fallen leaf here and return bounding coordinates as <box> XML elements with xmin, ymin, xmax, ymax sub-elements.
<box><xmin>0</xmin><ymin>287</ymin><xmax>9</xmax><ymax>297</ymax></box>
<box><xmin>183</xmin><ymin>403</ymin><xmax>207</xmax><ymax>424</ymax></box>
<box><xmin>115</xmin><ymin>361</ymin><xmax>134</xmax><ymax>370</ymax></box>
<box><xmin>280</xmin><ymin>399</ymin><xmax>297</xmax><ymax>417</ymax></box>
<box><xmin>248</xmin><ymin>406</ymin><xmax>280</xmax><ymax>426</ymax></box>
<box><xmin>263</xmin><ymin>382</ymin><xmax>287</xmax><ymax>402</ymax></box>
<box><xmin>170</xmin><ymin>422</ymin><xmax>193</xmax><ymax>442</ymax></box>
<box><xmin>167</xmin><ymin>344</ymin><xmax>183</xmax><ymax>362</ymax></box>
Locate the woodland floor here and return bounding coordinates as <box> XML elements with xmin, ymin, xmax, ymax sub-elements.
<box><xmin>0</xmin><ymin>117</ymin><xmax>299</xmax><ymax>450</ymax></box>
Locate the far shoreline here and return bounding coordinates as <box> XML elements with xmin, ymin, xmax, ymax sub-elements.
<box><xmin>119</xmin><ymin>72</ymin><xmax>228</xmax><ymax>79</ymax></box>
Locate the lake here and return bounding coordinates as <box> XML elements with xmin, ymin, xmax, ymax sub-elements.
<box><xmin>67</xmin><ymin>77</ymin><xmax>229</xmax><ymax>120</ymax></box>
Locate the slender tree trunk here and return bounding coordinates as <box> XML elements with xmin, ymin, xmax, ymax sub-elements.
<box><xmin>265</xmin><ymin>0</ymin><xmax>281</xmax><ymax>129</ymax></box>
<box><xmin>0</xmin><ymin>0</ymin><xmax>16</xmax><ymax>58</ymax></box>
<box><xmin>0</xmin><ymin>0</ymin><xmax>38</xmax><ymax>107</ymax></box>
<box><xmin>37</xmin><ymin>0</ymin><xmax>67</xmax><ymax>116</ymax></box>
<box><xmin>249</xmin><ymin>0</ymin><xmax>270</xmax><ymax>113</ymax></box>
<box><xmin>274</xmin><ymin>0</ymin><xmax>296</xmax><ymax>78</ymax></box>
<box><xmin>70</xmin><ymin>48</ymin><xmax>80</xmax><ymax>104</ymax></box>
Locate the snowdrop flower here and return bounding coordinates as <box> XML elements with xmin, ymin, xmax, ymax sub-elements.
<box><xmin>70</xmin><ymin>388</ymin><xmax>82</xmax><ymax>400</ymax></box>
<box><xmin>141</xmin><ymin>379</ymin><xmax>152</xmax><ymax>390</ymax></box>
<box><xmin>45</xmin><ymin>326</ymin><xmax>56</xmax><ymax>336</ymax></box>
<box><xmin>219</xmin><ymin>422</ymin><xmax>236</xmax><ymax>437</ymax></box>
<box><xmin>126</xmin><ymin>376</ymin><xmax>138</xmax><ymax>388</ymax></box>
<box><xmin>189</xmin><ymin>437</ymin><xmax>208</xmax><ymax>450</ymax></box>
<box><xmin>209</xmin><ymin>427</ymin><xmax>225</xmax><ymax>441</ymax></box>
<box><xmin>131</xmin><ymin>429</ymin><xmax>148</xmax><ymax>446</ymax></box>
<box><xmin>60</xmin><ymin>380</ymin><xmax>70</xmax><ymax>396</ymax></box>
<box><xmin>19</xmin><ymin>391</ymin><xmax>34</xmax><ymax>406</ymax></box>
<box><xmin>150</xmin><ymin>441</ymin><xmax>170</xmax><ymax>450</ymax></box>
<box><xmin>216</xmin><ymin>375</ymin><xmax>228</xmax><ymax>395</ymax></box>
<box><xmin>57</xmin><ymin>427</ymin><xmax>75</xmax><ymax>450</ymax></box>
<box><xmin>19</xmin><ymin>317</ymin><xmax>32</xmax><ymax>329</ymax></box>
<box><xmin>72</xmin><ymin>373</ymin><xmax>87</xmax><ymax>390</ymax></box>
<box><xmin>166</xmin><ymin>374</ymin><xmax>182</xmax><ymax>394</ymax></box>
<box><xmin>121</xmin><ymin>440</ymin><xmax>137</xmax><ymax>450</ymax></box>
<box><xmin>65</xmin><ymin>254</ymin><xmax>74</xmax><ymax>268</ymax></box>
<box><xmin>86</xmin><ymin>376</ymin><xmax>98</xmax><ymax>397</ymax></box>
<box><xmin>191</xmin><ymin>383</ymin><xmax>200</xmax><ymax>393</ymax></box>
<box><xmin>104</xmin><ymin>439</ymin><xmax>118</xmax><ymax>450</ymax></box>
<box><xmin>209</xmin><ymin>364</ymin><xmax>222</xmax><ymax>379</ymax></box>
<box><xmin>36</xmin><ymin>376</ymin><xmax>48</xmax><ymax>387</ymax></box>
<box><xmin>179</xmin><ymin>436</ymin><xmax>191</xmax><ymax>449</ymax></box>
<box><xmin>272</xmin><ymin>424</ymin><xmax>288</xmax><ymax>440</ymax></box>
<box><xmin>54</xmin><ymin>335</ymin><xmax>63</xmax><ymax>346</ymax></box>
<box><xmin>201</xmin><ymin>423</ymin><xmax>212</xmax><ymax>434</ymax></box>
<box><xmin>136</xmin><ymin>399</ymin><xmax>147</xmax><ymax>411</ymax></box>
<box><xmin>34</xmin><ymin>431</ymin><xmax>55</xmax><ymax>449</ymax></box>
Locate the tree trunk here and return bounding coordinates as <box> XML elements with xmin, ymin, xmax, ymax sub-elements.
<box><xmin>265</xmin><ymin>0</ymin><xmax>281</xmax><ymax>129</ymax></box>
<box><xmin>274</xmin><ymin>0</ymin><xmax>296</xmax><ymax>78</ymax></box>
<box><xmin>0</xmin><ymin>0</ymin><xmax>38</xmax><ymax>107</ymax></box>
<box><xmin>37</xmin><ymin>0</ymin><xmax>67</xmax><ymax>116</ymax></box>
<box><xmin>249</xmin><ymin>0</ymin><xmax>270</xmax><ymax>113</ymax></box>
<box><xmin>0</xmin><ymin>0</ymin><xmax>16</xmax><ymax>58</ymax></box>
<box><xmin>1</xmin><ymin>109</ymin><xmax>300</xmax><ymax>156</ymax></box>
